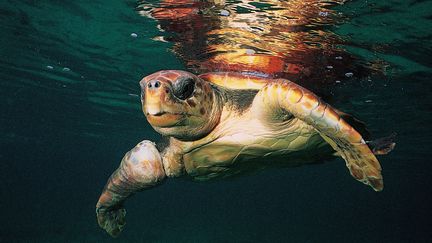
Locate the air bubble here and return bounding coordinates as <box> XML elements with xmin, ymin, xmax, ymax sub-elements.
<box><xmin>345</xmin><ymin>72</ymin><xmax>354</xmax><ymax>78</ymax></box>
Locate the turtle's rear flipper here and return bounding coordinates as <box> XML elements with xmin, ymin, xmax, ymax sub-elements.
<box><xmin>367</xmin><ymin>133</ymin><xmax>396</xmax><ymax>155</ymax></box>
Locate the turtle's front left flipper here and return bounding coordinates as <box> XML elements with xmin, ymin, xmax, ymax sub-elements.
<box><xmin>96</xmin><ymin>141</ymin><xmax>166</xmax><ymax>237</ymax></box>
<box><xmin>255</xmin><ymin>80</ymin><xmax>384</xmax><ymax>191</ymax></box>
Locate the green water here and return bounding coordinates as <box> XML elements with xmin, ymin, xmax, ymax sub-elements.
<box><xmin>1</xmin><ymin>0</ymin><xmax>431</xmax><ymax>242</ymax></box>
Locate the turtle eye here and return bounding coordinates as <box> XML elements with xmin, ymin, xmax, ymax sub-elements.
<box><xmin>173</xmin><ymin>77</ymin><xmax>195</xmax><ymax>100</ymax></box>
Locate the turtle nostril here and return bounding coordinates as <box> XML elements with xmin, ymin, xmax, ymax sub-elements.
<box><xmin>148</xmin><ymin>80</ymin><xmax>161</xmax><ymax>90</ymax></box>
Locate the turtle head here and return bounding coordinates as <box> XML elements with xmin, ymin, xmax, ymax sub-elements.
<box><xmin>140</xmin><ymin>70</ymin><xmax>222</xmax><ymax>140</ymax></box>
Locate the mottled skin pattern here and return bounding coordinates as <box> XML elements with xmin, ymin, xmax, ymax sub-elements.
<box><xmin>96</xmin><ymin>70</ymin><xmax>385</xmax><ymax>237</ymax></box>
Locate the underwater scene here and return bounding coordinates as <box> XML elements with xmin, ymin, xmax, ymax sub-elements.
<box><xmin>1</xmin><ymin>0</ymin><xmax>431</xmax><ymax>242</ymax></box>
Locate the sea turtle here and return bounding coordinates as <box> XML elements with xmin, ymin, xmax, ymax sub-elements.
<box><xmin>96</xmin><ymin>70</ymin><xmax>394</xmax><ymax>237</ymax></box>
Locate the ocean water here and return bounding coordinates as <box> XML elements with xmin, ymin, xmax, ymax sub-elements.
<box><xmin>1</xmin><ymin>0</ymin><xmax>431</xmax><ymax>242</ymax></box>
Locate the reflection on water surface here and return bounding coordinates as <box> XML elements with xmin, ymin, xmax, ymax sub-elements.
<box><xmin>138</xmin><ymin>0</ymin><xmax>382</xmax><ymax>88</ymax></box>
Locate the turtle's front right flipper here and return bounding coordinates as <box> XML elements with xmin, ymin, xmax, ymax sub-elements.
<box><xmin>256</xmin><ymin>80</ymin><xmax>385</xmax><ymax>191</ymax></box>
<box><xmin>96</xmin><ymin>141</ymin><xmax>166</xmax><ymax>237</ymax></box>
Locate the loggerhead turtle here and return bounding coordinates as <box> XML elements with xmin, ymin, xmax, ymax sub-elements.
<box><xmin>96</xmin><ymin>70</ymin><xmax>394</xmax><ymax>237</ymax></box>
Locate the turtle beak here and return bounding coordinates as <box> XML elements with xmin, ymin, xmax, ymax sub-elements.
<box><xmin>145</xmin><ymin>100</ymin><xmax>163</xmax><ymax>116</ymax></box>
<box><xmin>146</xmin><ymin>112</ymin><xmax>184</xmax><ymax>127</ymax></box>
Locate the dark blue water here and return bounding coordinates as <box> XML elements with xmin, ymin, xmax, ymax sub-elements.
<box><xmin>1</xmin><ymin>0</ymin><xmax>431</xmax><ymax>242</ymax></box>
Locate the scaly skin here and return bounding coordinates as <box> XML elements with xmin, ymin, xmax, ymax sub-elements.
<box><xmin>96</xmin><ymin>141</ymin><xmax>166</xmax><ymax>237</ymax></box>
<box><xmin>199</xmin><ymin>73</ymin><xmax>383</xmax><ymax>190</ymax></box>
<box><xmin>254</xmin><ymin>80</ymin><xmax>383</xmax><ymax>190</ymax></box>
